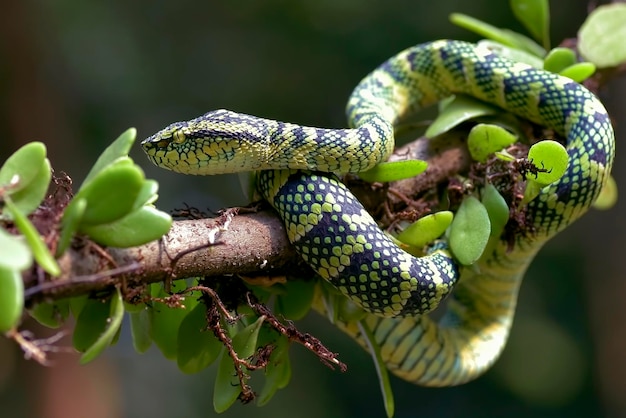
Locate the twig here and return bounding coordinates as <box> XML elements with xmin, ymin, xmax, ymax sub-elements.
<box><xmin>246</xmin><ymin>292</ymin><xmax>347</xmax><ymax>372</ymax></box>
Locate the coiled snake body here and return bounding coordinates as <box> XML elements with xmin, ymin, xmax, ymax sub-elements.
<box><xmin>142</xmin><ymin>40</ymin><xmax>614</xmax><ymax>386</ymax></box>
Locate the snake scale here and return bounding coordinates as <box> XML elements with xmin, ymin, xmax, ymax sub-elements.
<box><xmin>142</xmin><ymin>40</ymin><xmax>614</xmax><ymax>386</ymax></box>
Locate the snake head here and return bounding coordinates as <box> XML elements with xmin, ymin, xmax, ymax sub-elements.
<box><xmin>141</xmin><ymin>109</ymin><xmax>268</xmax><ymax>175</ymax></box>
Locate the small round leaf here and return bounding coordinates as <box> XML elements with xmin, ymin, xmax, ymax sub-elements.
<box><xmin>449</xmin><ymin>196</ymin><xmax>491</xmax><ymax>265</ymax></box>
<box><xmin>526</xmin><ymin>140</ymin><xmax>568</xmax><ymax>185</ymax></box>
<box><xmin>72</xmin><ymin>291</ymin><xmax>122</xmax><ymax>357</ymax></box>
<box><xmin>177</xmin><ymin>303</ymin><xmax>223</xmax><ymax>374</ymax></box>
<box><xmin>426</xmin><ymin>95</ymin><xmax>499</xmax><ymax>139</ymax></box>
<box><xmin>133</xmin><ymin>179</ymin><xmax>159</xmax><ymax>210</ymax></box>
<box><xmin>0</xmin><ymin>267</ymin><xmax>24</xmax><ymax>332</ymax></box>
<box><xmin>396</xmin><ymin>211</ymin><xmax>453</xmax><ymax>249</ymax></box>
<box><xmin>275</xmin><ymin>279</ymin><xmax>315</xmax><ymax>320</ymax></box>
<box><xmin>75</xmin><ymin>160</ymin><xmax>145</xmax><ymax>226</ymax></box>
<box><xmin>481</xmin><ymin>184</ymin><xmax>510</xmax><ymax>237</ymax></box>
<box><xmin>0</xmin><ymin>142</ymin><xmax>46</xmax><ymax>193</ymax></box>
<box><xmin>543</xmin><ymin>47</ymin><xmax>577</xmax><ymax>74</ymax></box>
<box><xmin>213</xmin><ymin>316</ymin><xmax>265</xmax><ymax>413</ymax></box>
<box><xmin>129</xmin><ymin>308</ymin><xmax>153</xmax><ymax>354</ymax></box>
<box><xmin>0</xmin><ymin>228</ymin><xmax>32</xmax><ymax>271</ymax></box>
<box><xmin>80</xmin><ymin>205</ymin><xmax>172</xmax><ymax>248</ymax></box>
<box><xmin>257</xmin><ymin>334</ymin><xmax>292</xmax><ymax>406</ymax></box>
<box><xmin>467</xmin><ymin>124</ymin><xmax>517</xmax><ymax>162</ymax></box>
<box><xmin>6</xmin><ymin>158</ymin><xmax>52</xmax><ymax>217</ymax></box>
<box><xmin>29</xmin><ymin>299</ymin><xmax>70</xmax><ymax>329</ymax></box>
<box><xmin>558</xmin><ymin>62</ymin><xmax>596</xmax><ymax>83</ymax></box>
<box><xmin>579</xmin><ymin>4</ymin><xmax>626</xmax><ymax>68</ymax></box>
<box><xmin>150</xmin><ymin>281</ymin><xmax>198</xmax><ymax>360</ymax></box>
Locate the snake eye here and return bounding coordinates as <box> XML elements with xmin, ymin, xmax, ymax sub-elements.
<box><xmin>173</xmin><ymin>130</ymin><xmax>186</xmax><ymax>144</ymax></box>
<box><xmin>157</xmin><ymin>139</ymin><xmax>170</xmax><ymax>148</ymax></box>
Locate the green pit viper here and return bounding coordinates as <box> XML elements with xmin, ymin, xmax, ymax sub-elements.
<box><xmin>142</xmin><ymin>40</ymin><xmax>615</xmax><ymax>386</ymax></box>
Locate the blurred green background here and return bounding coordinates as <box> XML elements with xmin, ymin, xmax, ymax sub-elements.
<box><xmin>1</xmin><ymin>0</ymin><xmax>625</xmax><ymax>417</ymax></box>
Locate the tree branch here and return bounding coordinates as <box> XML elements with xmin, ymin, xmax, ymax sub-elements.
<box><xmin>23</xmin><ymin>131</ymin><xmax>468</xmax><ymax>305</ymax></box>
<box><xmin>24</xmin><ymin>211</ymin><xmax>300</xmax><ymax>304</ymax></box>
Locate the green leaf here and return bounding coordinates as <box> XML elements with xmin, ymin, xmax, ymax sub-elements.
<box><xmin>133</xmin><ymin>180</ymin><xmax>159</xmax><ymax>210</ymax></box>
<box><xmin>592</xmin><ymin>174</ymin><xmax>618</xmax><ymax>210</ymax></box>
<box><xmin>214</xmin><ymin>351</ymin><xmax>241</xmax><ymax>413</ymax></box>
<box><xmin>579</xmin><ymin>3</ymin><xmax>626</xmax><ymax>68</ymax></box>
<box><xmin>510</xmin><ymin>0</ymin><xmax>550</xmax><ymax>49</ymax></box>
<box><xmin>123</xmin><ymin>300</ymin><xmax>146</xmax><ymax>314</ymax></box>
<box><xmin>426</xmin><ymin>95</ymin><xmax>499</xmax><ymax>139</ymax></box>
<box><xmin>73</xmin><ymin>159</ymin><xmax>145</xmax><ymax>227</ymax></box>
<box><xmin>81</xmin><ymin>128</ymin><xmax>137</xmax><ymax>188</ymax></box>
<box><xmin>467</xmin><ymin>123</ymin><xmax>518</xmax><ymax>163</ymax></box>
<box><xmin>69</xmin><ymin>294</ymin><xmax>88</xmax><ymax>318</ymax></box>
<box><xmin>213</xmin><ymin>315</ymin><xmax>265</xmax><ymax>413</ymax></box>
<box><xmin>0</xmin><ymin>142</ymin><xmax>46</xmax><ymax>193</ymax></box>
<box><xmin>395</xmin><ymin>211</ymin><xmax>453</xmax><ymax>249</ymax></box>
<box><xmin>0</xmin><ymin>267</ymin><xmax>24</xmax><ymax>332</ymax></box>
<box><xmin>80</xmin><ymin>205</ymin><xmax>172</xmax><ymax>248</ymax></box>
<box><xmin>150</xmin><ymin>281</ymin><xmax>198</xmax><ymax>360</ymax></box>
<box><xmin>177</xmin><ymin>303</ymin><xmax>223</xmax><ymax>374</ymax></box>
<box><xmin>477</xmin><ymin>40</ymin><xmax>544</xmax><ymax>68</ymax></box>
<box><xmin>558</xmin><ymin>62</ymin><xmax>596</xmax><ymax>83</ymax></box>
<box><xmin>56</xmin><ymin>198</ymin><xmax>87</xmax><ymax>256</ymax></box>
<box><xmin>449</xmin><ymin>13</ymin><xmax>545</xmax><ymax>56</ymax></box>
<box><xmin>4</xmin><ymin>197</ymin><xmax>60</xmax><ymax>276</ymax></box>
<box><xmin>449</xmin><ymin>196</ymin><xmax>491</xmax><ymax>265</ymax></box>
<box><xmin>257</xmin><ymin>334</ymin><xmax>291</xmax><ymax>406</ymax></box>
<box><xmin>481</xmin><ymin>184</ymin><xmax>510</xmax><ymax>238</ymax></box>
<box><xmin>543</xmin><ymin>47</ymin><xmax>577</xmax><ymax>74</ymax></box>
<box><xmin>521</xmin><ymin>139</ymin><xmax>569</xmax><ymax>205</ymax></box>
<box><xmin>450</xmin><ymin>13</ymin><xmax>519</xmax><ymax>48</ymax></box>
<box><xmin>501</xmin><ymin>29</ymin><xmax>547</xmax><ymax>58</ymax></box>
<box><xmin>526</xmin><ymin>140</ymin><xmax>568</xmax><ymax>185</ymax></box>
<box><xmin>6</xmin><ymin>158</ymin><xmax>52</xmax><ymax>217</ymax></box>
<box><xmin>358</xmin><ymin>320</ymin><xmax>395</xmax><ymax>418</ymax></box>
<box><xmin>72</xmin><ymin>289</ymin><xmax>124</xmax><ymax>364</ymax></box>
<box><xmin>275</xmin><ymin>279</ymin><xmax>316</xmax><ymax>320</ymax></box>
<box><xmin>232</xmin><ymin>315</ymin><xmax>265</xmax><ymax>358</ymax></box>
<box><xmin>0</xmin><ymin>228</ymin><xmax>32</xmax><ymax>271</ymax></box>
<box><xmin>358</xmin><ymin>160</ymin><xmax>428</xmax><ymax>183</ymax></box>
<box><xmin>29</xmin><ymin>299</ymin><xmax>70</xmax><ymax>329</ymax></box>
<box><xmin>129</xmin><ymin>308</ymin><xmax>153</xmax><ymax>354</ymax></box>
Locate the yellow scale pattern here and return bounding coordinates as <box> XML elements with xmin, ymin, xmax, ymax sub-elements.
<box><xmin>142</xmin><ymin>40</ymin><xmax>614</xmax><ymax>386</ymax></box>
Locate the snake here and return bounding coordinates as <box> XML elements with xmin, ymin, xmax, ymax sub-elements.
<box><xmin>142</xmin><ymin>40</ymin><xmax>614</xmax><ymax>386</ymax></box>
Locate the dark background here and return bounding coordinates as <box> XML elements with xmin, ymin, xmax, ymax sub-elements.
<box><xmin>1</xmin><ymin>1</ymin><xmax>625</xmax><ymax>417</ymax></box>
